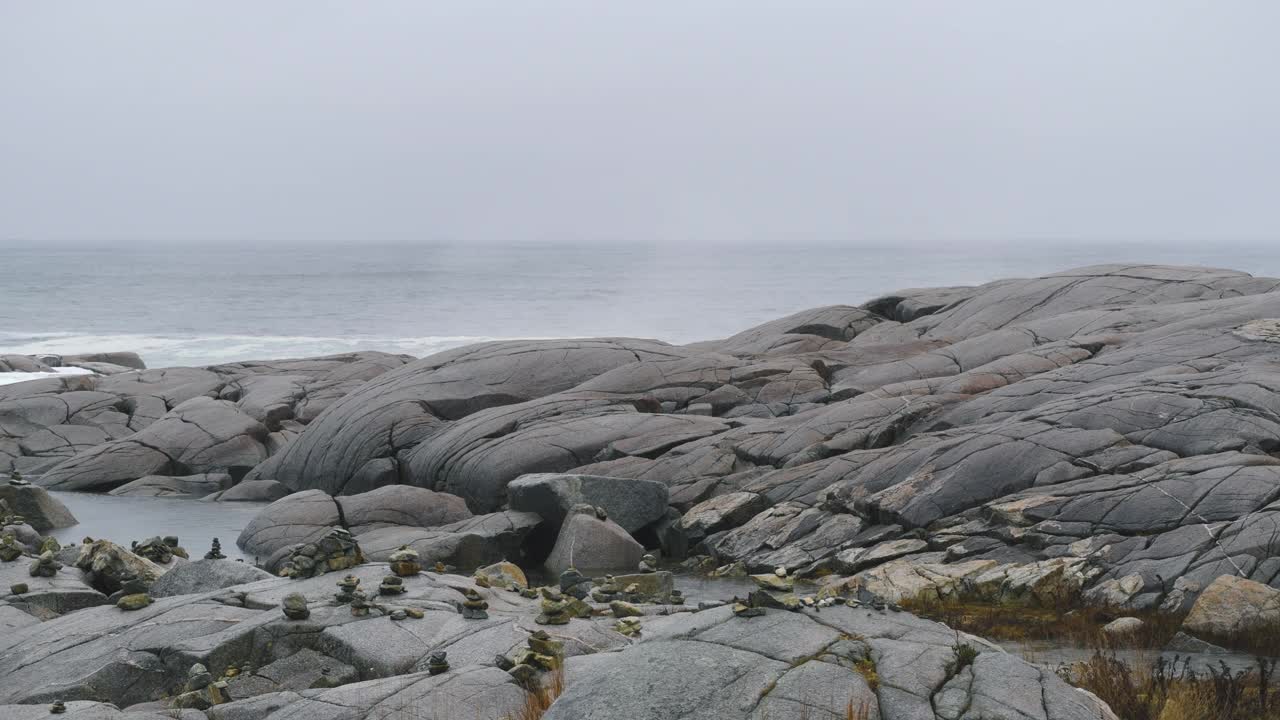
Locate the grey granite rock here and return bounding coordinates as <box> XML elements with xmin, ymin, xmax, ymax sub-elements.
<box><xmin>508</xmin><ymin>473</ymin><xmax>669</xmax><ymax>533</ymax></box>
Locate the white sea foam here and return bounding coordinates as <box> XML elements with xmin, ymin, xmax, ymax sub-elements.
<box><xmin>0</xmin><ymin>366</ymin><xmax>95</xmax><ymax>387</ymax></box>
<box><xmin>0</xmin><ymin>332</ymin><xmax>556</xmax><ymax>368</ymax></box>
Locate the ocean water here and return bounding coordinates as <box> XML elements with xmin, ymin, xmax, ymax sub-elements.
<box><xmin>2</xmin><ymin>240</ymin><xmax>1278</xmax><ymax>367</ymax></box>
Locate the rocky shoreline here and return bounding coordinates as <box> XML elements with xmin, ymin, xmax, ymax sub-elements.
<box><xmin>5</xmin><ymin>263</ymin><xmax>1280</xmax><ymax>718</ymax></box>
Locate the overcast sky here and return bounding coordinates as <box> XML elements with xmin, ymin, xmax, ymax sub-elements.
<box><xmin>2</xmin><ymin>1</ymin><xmax>1277</xmax><ymax>245</ymax></box>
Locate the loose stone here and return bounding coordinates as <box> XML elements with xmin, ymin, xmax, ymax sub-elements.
<box><xmin>282</xmin><ymin>592</ymin><xmax>310</xmax><ymax>620</ymax></box>
<box><xmin>116</xmin><ymin>593</ymin><xmax>152</xmax><ymax>611</ymax></box>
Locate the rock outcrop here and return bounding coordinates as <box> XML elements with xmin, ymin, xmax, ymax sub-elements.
<box><xmin>13</xmin><ymin>265</ymin><xmax>1280</xmax><ymax>618</ymax></box>
<box><xmin>1</xmin><ymin>352</ymin><xmax>410</xmax><ymax>487</ymax></box>
<box><xmin>0</xmin><ymin>561</ymin><xmax>1113</xmax><ymax>720</ymax></box>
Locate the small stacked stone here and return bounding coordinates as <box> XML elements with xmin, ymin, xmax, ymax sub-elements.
<box><xmin>9</xmin><ymin>470</ymin><xmax>27</xmax><ymax>486</ymax></box>
<box><xmin>505</xmin><ymin>630</ymin><xmax>564</xmax><ymax>688</ymax></box>
<box><xmin>0</xmin><ymin>534</ymin><xmax>22</xmax><ymax>562</ymax></box>
<box><xmin>535</xmin><ymin>587</ymin><xmax>571</xmax><ymax>625</ymax></box>
<box><xmin>282</xmin><ymin>592</ymin><xmax>310</xmax><ymax>620</ymax></box>
<box><xmin>334</xmin><ymin>574</ymin><xmax>360</xmax><ymax>604</ymax></box>
<box><xmin>614</xmin><ymin>617</ymin><xmax>642</xmax><ymax>637</ymax></box>
<box><xmin>559</xmin><ymin>567</ymin><xmax>592</xmax><ymax>600</ymax></box>
<box><xmin>133</xmin><ymin>536</ymin><xmax>175</xmax><ymax>564</ymax></box>
<box><xmin>427</xmin><ymin>650</ymin><xmax>449</xmax><ymax>675</ymax></box>
<box><xmin>38</xmin><ymin>536</ymin><xmax>60</xmax><ymax>555</ymax></box>
<box><xmin>49</xmin><ymin>700</ymin><xmax>66</xmax><ymax>714</ymax></box>
<box><xmin>379</xmin><ymin>575</ymin><xmax>406</xmax><ymax>595</ymax></box>
<box><xmin>740</xmin><ymin>566</ymin><xmax>800</xmax><ymax>614</ymax></box>
<box><xmin>637</xmin><ymin>553</ymin><xmax>659</xmax><ymax>573</ymax></box>
<box><xmin>590</xmin><ymin>575</ymin><xmax>620</xmax><ymax>603</ymax></box>
<box><xmin>349</xmin><ymin>588</ymin><xmax>374</xmax><ymax>617</ymax></box>
<box><xmin>29</xmin><ymin>550</ymin><xmax>61</xmax><ymax>578</ymax></box>
<box><xmin>186</xmin><ymin>663</ymin><xmax>212</xmax><ymax>692</ymax></box>
<box><xmin>205</xmin><ymin>538</ymin><xmax>226</xmax><ymax>560</ymax></box>
<box><xmin>388</xmin><ymin>545</ymin><xmax>421</xmax><ymax>577</ymax></box>
<box><xmin>460</xmin><ymin>587</ymin><xmax>489</xmax><ymax>619</ymax></box>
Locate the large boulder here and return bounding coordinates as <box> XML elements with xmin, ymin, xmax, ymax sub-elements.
<box><xmin>38</xmin><ymin>397</ymin><xmax>271</xmax><ymax>491</ymax></box>
<box><xmin>205</xmin><ymin>479</ymin><xmax>292</xmax><ymax>502</ymax></box>
<box><xmin>0</xmin><ymin>482</ymin><xmax>76</xmax><ymax>531</ymax></box>
<box><xmin>108</xmin><ymin>473</ymin><xmax>233</xmax><ymax>498</ymax></box>
<box><xmin>1</xmin><ymin>352</ymin><xmax>409</xmax><ymax>483</ymax></box>
<box><xmin>356</xmin><ymin>511</ymin><xmax>543</xmax><ymax>570</ymax></box>
<box><xmin>1181</xmin><ymin>574</ymin><xmax>1280</xmax><ymax>641</ymax></box>
<box><xmin>74</xmin><ymin>539</ymin><xmax>165</xmax><ymax>594</ymax></box>
<box><xmin>508</xmin><ymin>473</ymin><xmax>669</xmax><ymax>533</ymax></box>
<box><xmin>63</xmin><ymin>351</ymin><xmax>147</xmax><ymax>370</ymax></box>
<box><xmin>149</xmin><ymin>559</ymin><xmax>275</xmax><ymax>598</ymax></box>
<box><xmin>544</xmin><ymin>506</ymin><xmax>645</xmax><ymax>575</ymax></box>
<box><xmin>337</xmin><ymin>485</ymin><xmax>472</xmax><ymax>534</ymax></box>
<box><xmin>245</xmin><ymin>338</ymin><xmax>699</xmax><ymax>496</ymax></box>
<box><xmin>238</xmin><ymin>490</ymin><xmax>341</xmax><ymax>558</ymax></box>
<box><xmin>237</xmin><ymin>486</ymin><xmax>474</xmax><ymax>558</ymax></box>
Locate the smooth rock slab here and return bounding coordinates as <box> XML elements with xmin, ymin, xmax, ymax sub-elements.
<box><xmin>0</xmin><ymin>483</ymin><xmax>77</xmax><ymax>531</ymax></box>
<box><xmin>508</xmin><ymin>473</ymin><xmax>670</xmax><ymax>533</ymax></box>
<box><xmin>149</xmin><ymin>559</ymin><xmax>275</xmax><ymax>598</ymax></box>
<box><xmin>544</xmin><ymin>510</ymin><xmax>644</xmax><ymax>575</ymax></box>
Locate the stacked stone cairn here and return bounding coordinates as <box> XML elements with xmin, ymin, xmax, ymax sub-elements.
<box><xmin>501</xmin><ymin>630</ymin><xmax>563</xmax><ymax>689</ymax></box>
<box><xmin>349</xmin><ymin>588</ymin><xmax>374</xmax><ymax>617</ymax></box>
<box><xmin>388</xmin><ymin>545</ymin><xmax>421</xmax><ymax>576</ymax></box>
<box><xmin>28</xmin><ymin>550</ymin><xmax>60</xmax><ymax>578</ymax></box>
<box><xmin>460</xmin><ymin>587</ymin><xmax>489</xmax><ymax>619</ymax></box>
<box><xmin>558</xmin><ymin>567</ymin><xmax>592</xmax><ymax>599</ymax></box>
<box><xmin>535</xmin><ymin>587</ymin><xmax>572</xmax><ymax>625</ymax></box>
<box><xmin>379</xmin><ymin>575</ymin><xmax>405</xmax><ymax>595</ymax></box>
<box><xmin>0</xmin><ymin>534</ymin><xmax>21</xmax><ymax>562</ymax></box>
<box><xmin>614</xmin><ymin>616</ymin><xmax>642</xmax><ymax>636</ymax></box>
<box><xmin>133</xmin><ymin>536</ymin><xmax>187</xmax><ymax>564</ymax></box>
<box><xmin>334</xmin><ymin>575</ymin><xmax>360</xmax><ymax>604</ymax></box>
<box><xmin>171</xmin><ymin>662</ymin><xmax>231</xmax><ymax>709</ymax></box>
<box><xmin>114</xmin><ymin>572</ymin><xmax>153</xmax><ymax>611</ymax></box>
<box><xmin>637</xmin><ymin>553</ymin><xmax>658</xmax><ymax>573</ymax></box>
<box><xmin>204</xmin><ymin>538</ymin><xmax>226</xmax><ymax>560</ymax></box>
<box><xmin>279</xmin><ymin>528</ymin><xmax>363</xmax><ymax>578</ymax></box>
<box><xmin>426</xmin><ymin>651</ymin><xmax>449</xmax><ymax>676</ymax></box>
<box><xmin>590</xmin><ymin>575</ymin><xmax>620</xmax><ymax>603</ymax></box>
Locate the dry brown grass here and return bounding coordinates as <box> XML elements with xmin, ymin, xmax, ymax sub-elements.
<box><xmin>505</xmin><ymin>668</ymin><xmax>565</xmax><ymax>720</ymax></box>
<box><xmin>844</xmin><ymin>698</ymin><xmax>873</xmax><ymax>720</ymax></box>
<box><xmin>1063</xmin><ymin>652</ymin><xmax>1280</xmax><ymax>720</ymax></box>
<box><xmin>898</xmin><ymin>596</ymin><xmax>1184</xmax><ymax>649</ymax></box>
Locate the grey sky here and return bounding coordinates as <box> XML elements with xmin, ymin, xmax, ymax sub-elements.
<box><xmin>2</xmin><ymin>1</ymin><xmax>1277</xmax><ymax>245</ymax></box>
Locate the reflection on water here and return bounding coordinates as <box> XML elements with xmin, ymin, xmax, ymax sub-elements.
<box><xmin>47</xmin><ymin>492</ymin><xmax>267</xmax><ymax>562</ymax></box>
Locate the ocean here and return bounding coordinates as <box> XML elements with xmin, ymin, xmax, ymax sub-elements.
<box><xmin>2</xmin><ymin>240</ymin><xmax>1277</xmax><ymax>368</ymax></box>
